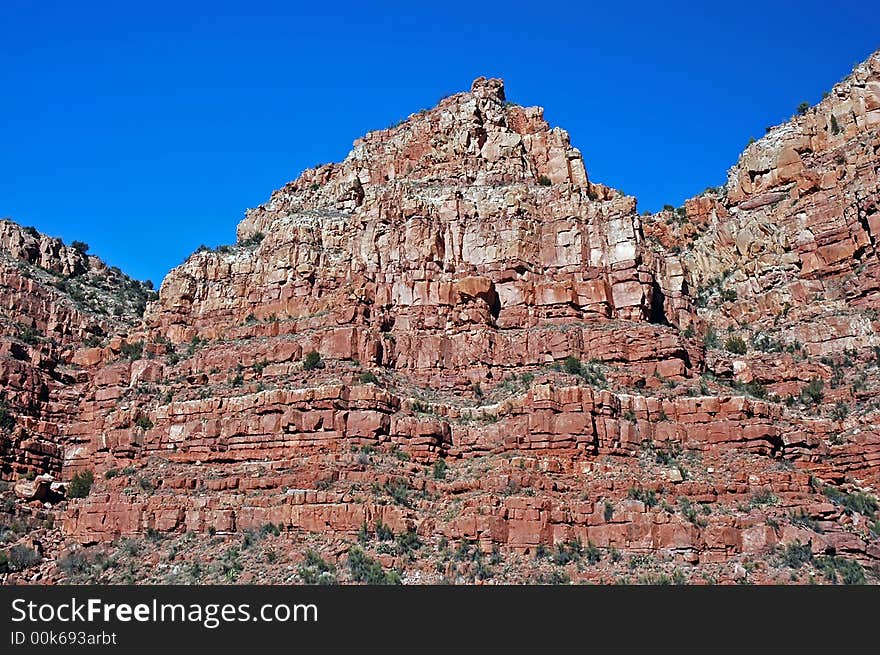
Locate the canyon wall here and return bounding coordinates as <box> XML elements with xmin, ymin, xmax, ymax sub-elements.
<box><xmin>3</xmin><ymin>53</ymin><xmax>880</xmax><ymax>584</ymax></box>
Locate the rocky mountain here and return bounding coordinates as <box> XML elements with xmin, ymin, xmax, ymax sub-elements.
<box><xmin>2</xmin><ymin>52</ymin><xmax>880</xmax><ymax>585</ymax></box>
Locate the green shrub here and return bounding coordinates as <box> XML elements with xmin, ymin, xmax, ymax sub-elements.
<box><xmin>537</xmin><ymin>175</ymin><xmax>552</xmax><ymax>186</ymax></box>
<box><xmin>395</xmin><ymin>530</ymin><xmax>422</xmax><ymax>557</ymax></box>
<box><xmin>58</xmin><ymin>550</ymin><xmax>91</xmax><ymax>577</ymax></box>
<box><xmin>830</xmin><ymin>402</ymin><xmax>849</xmax><ymax>421</ymax></box>
<box><xmin>651</xmin><ymin>440</ymin><xmax>683</xmax><ymax>466</ymax></box>
<box><xmin>303</xmin><ymin>351</ymin><xmax>324</xmax><ymax>371</ymax></box>
<box><xmin>585</xmin><ymin>541</ymin><xmax>601</xmax><ymax>565</ymax></box>
<box><xmin>362</xmin><ymin>521</ymin><xmax>390</xmax><ymax>542</ymax></box>
<box><xmin>720</xmin><ymin>288</ymin><xmax>738</xmax><ymax>302</ymax></box>
<box><xmin>752</xmin><ymin>333</ymin><xmax>783</xmax><ymax>352</ymax></box>
<box><xmin>7</xmin><ymin>545</ymin><xmax>40</xmax><ymax>571</ymax></box>
<box><xmin>823</xmin><ymin>486</ymin><xmax>878</xmax><ymax>518</ymax></box>
<box><xmin>71</xmin><ymin>240</ymin><xmax>90</xmax><ymax>254</ymax></box>
<box><xmin>780</xmin><ymin>541</ymin><xmax>812</xmax><ymax>569</ymax></box>
<box><xmin>359</xmin><ymin>371</ymin><xmax>378</xmax><ymax>384</ymax></box>
<box><xmin>120</xmin><ymin>341</ymin><xmax>144</xmax><ymax>361</ymax></box>
<box><xmin>735</xmin><ymin>380</ymin><xmax>767</xmax><ymax>399</ymax></box>
<box><xmin>137</xmin><ymin>476</ymin><xmax>155</xmax><ymax>492</ymax></box>
<box><xmin>604</xmin><ymin>501</ymin><xmax>614</xmax><ymax>522</ymax></box>
<box><xmin>789</xmin><ymin>510</ymin><xmax>823</xmax><ymax>533</ymax></box>
<box><xmin>561</xmin><ymin>356</ymin><xmax>607</xmax><ymax>387</ymax></box>
<box><xmin>0</xmin><ymin>402</ymin><xmax>14</xmax><ymax>432</ymax></box>
<box><xmin>800</xmin><ymin>378</ymin><xmax>824</xmax><ymax>405</ymax></box>
<box><xmin>563</xmin><ymin>356</ymin><xmax>582</xmax><ymax>375</ymax></box>
<box><xmin>830</xmin><ymin>114</ymin><xmax>841</xmax><ymax>135</ymax></box>
<box><xmin>704</xmin><ymin>327</ymin><xmax>719</xmax><ymax>349</ymax></box>
<box><xmin>17</xmin><ymin>325</ymin><xmax>40</xmax><ymax>345</ymax></box>
<box><xmin>796</xmin><ymin>101</ymin><xmax>811</xmax><ymax>116</ymax></box>
<box><xmin>391</xmin><ymin>447</ymin><xmax>410</xmax><ymax>461</ymax></box>
<box><xmin>347</xmin><ymin>546</ymin><xmax>400</xmax><ymax>585</ymax></box>
<box><xmin>383</xmin><ymin>480</ymin><xmax>411</xmax><ymax>507</ymax></box>
<box><xmin>134</xmin><ymin>416</ymin><xmax>153</xmax><ymax>430</ymax></box>
<box><xmin>749</xmin><ymin>489</ymin><xmax>779</xmax><ymax>507</ymax></box>
<box><xmin>552</xmin><ymin>538</ymin><xmax>583</xmax><ymax>566</ymax></box>
<box><xmin>724</xmin><ymin>335</ymin><xmax>747</xmax><ymax>354</ymax></box>
<box><xmin>678</xmin><ymin>497</ymin><xmax>707</xmax><ymax>527</ymax></box>
<box><xmin>815</xmin><ymin>555</ymin><xmax>865</xmax><ymax>584</ymax></box>
<box><xmin>628</xmin><ymin>487</ymin><xmax>658</xmax><ymax>508</ymax></box>
<box><xmin>238</xmin><ymin>232</ymin><xmax>265</xmax><ymax>247</ymax></box>
<box><xmin>68</xmin><ymin>470</ymin><xmax>95</xmax><ymax>499</ymax></box>
<box><xmin>260</xmin><ymin>522</ymin><xmax>281</xmax><ymax>537</ymax></box>
<box><xmin>432</xmin><ymin>458</ymin><xmax>448</xmax><ymax>480</ymax></box>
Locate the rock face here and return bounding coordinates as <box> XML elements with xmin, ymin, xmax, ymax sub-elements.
<box><xmin>3</xmin><ymin>54</ymin><xmax>880</xmax><ymax>585</ymax></box>
<box><xmin>0</xmin><ymin>220</ymin><xmax>154</xmax><ymax>482</ymax></box>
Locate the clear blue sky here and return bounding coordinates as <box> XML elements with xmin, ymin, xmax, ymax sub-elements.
<box><xmin>1</xmin><ymin>1</ymin><xmax>877</xmax><ymax>284</ymax></box>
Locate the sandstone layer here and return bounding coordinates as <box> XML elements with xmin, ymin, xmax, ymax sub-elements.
<box><xmin>2</xmin><ymin>54</ymin><xmax>880</xmax><ymax>585</ymax></box>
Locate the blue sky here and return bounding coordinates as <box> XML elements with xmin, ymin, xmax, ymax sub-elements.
<box><xmin>1</xmin><ymin>1</ymin><xmax>877</xmax><ymax>284</ymax></box>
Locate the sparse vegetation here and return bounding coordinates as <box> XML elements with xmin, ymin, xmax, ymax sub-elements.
<box><xmin>729</xmin><ymin>379</ymin><xmax>767</xmax><ymax>399</ymax></box>
<box><xmin>628</xmin><ymin>487</ymin><xmax>658</xmax><ymax>508</ymax></box>
<box><xmin>17</xmin><ymin>324</ymin><xmax>40</xmax><ymax>345</ymax></box>
<box><xmin>298</xmin><ymin>549</ymin><xmax>337</xmax><ymax>585</ymax></box>
<box><xmin>383</xmin><ymin>480</ymin><xmax>411</xmax><ymax>507</ymax></box>
<box><xmin>68</xmin><ymin>470</ymin><xmax>95</xmax><ymax>499</ymax></box>
<box><xmin>830</xmin><ymin>401</ymin><xmax>849</xmax><ymax>421</ymax></box>
<box><xmin>704</xmin><ymin>327</ymin><xmax>719</xmax><ymax>349</ymax></box>
<box><xmin>822</xmin><ymin>486</ymin><xmax>877</xmax><ymax>518</ymax></box>
<box><xmin>830</xmin><ymin>114</ymin><xmax>842</xmax><ymax>135</ymax></box>
<box><xmin>815</xmin><ymin>555</ymin><xmax>865</xmax><ymax>584</ymax></box>
<box><xmin>0</xmin><ymin>402</ymin><xmax>14</xmax><ymax>432</ymax></box>
<box><xmin>678</xmin><ymin>497</ymin><xmax>708</xmax><ymax>527</ymax></box>
<box><xmin>724</xmin><ymin>335</ymin><xmax>747</xmax><ymax>355</ymax></box>
<box><xmin>551</xmin><ymin>538</ymin><xmax>584</xmax><ymax>566</ymax></box>
<box><xmin>800</xmin><ymin>378</ymin><xmax>824</xmax><ymax>406</ymax></box>
<box><xmin>71</xmin><ymin>240</ymin><xmax>90</xmax><ymax>254</ymax></box>
<box><xmin>303</xmin><ymin>350</ymin><xmax>324</xmax><ymax>371</ymax></box>
<box><xmin>347</xmin><ymin>546</ymin><xmax>400</xmax><ymax>585</ymax></box>
<box><xmin>749</xmin><ymin>489</ymin><xmax>779</xmax><ymax>508</ymax></box>
<box><xmin>604</xmin><ymin>500</ymin><xmax>614</xmax><ymax>522</ymax></box>
<box><xmin>6</xmin><ymin>545</ymin><xmax>41</xmax><ymax>571</ymax></box>
<box><xmin>780</xmin><ymin>541</ymin><xmax>813</xmax><ymax>569</ymax></box>
<box><xmin>134</xmin><ymin>416</ymin><xmax>153</xmax><ymax>430</ymax></box>
<box><xmin>561</xmin><ymin>356</ymin><xmax>607</xmax><ymax>388</ymax></box>
<box><xmin>238</xmin><ymin>232</ymin><xmax>265</xmax><ymax>248</ymax></box>
<box><xmin>120</xmin><ymin>340</ymin><xmax>144</xmax><ymax>361</ymax></box>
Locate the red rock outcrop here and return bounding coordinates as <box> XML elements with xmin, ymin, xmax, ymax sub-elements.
<box><xmin>4</xmin><ymin>54</ymin><xmax>880</xmax><ymax>585</ymax></box>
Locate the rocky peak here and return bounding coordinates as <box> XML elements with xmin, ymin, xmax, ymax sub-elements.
<box><xmin>235</xmin><ymin>76</ymin><xmax>605</xmax><ymax>242</ymax></box>
<box><xmin>0</xmin><ymin>218</ymin><xmax>89</xmax><ymax>278</ymax></box>
<box><xmin>469</xmin><ymin>75</ymin><xmax>506</xmax><ymax>101</ymax></box>
<box><xmin>150</xmin><ymin>75</ymin><xmax>648</xmax><ymax>338</ymax></box>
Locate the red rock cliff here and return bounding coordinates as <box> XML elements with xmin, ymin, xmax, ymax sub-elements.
<box><xmin>3</xmin><ymin>55</ymin><xmax>880</xmax><ymax>585</ymax></box>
